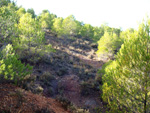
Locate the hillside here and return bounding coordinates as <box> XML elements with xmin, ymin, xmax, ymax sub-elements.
<box><xmin>1</xmin><ymin>0</ymin><xmax>150</xmax><ymax>112</ymax></box>
<box><xmin>0</xmin><ymin>30</ymin><xmax>107</xmax><ymax>113</ymax></box>
<box><xmin>44</xmin><ymin>31</ymin><xmax>105</xmax><ymax>112</ymax></box>
<box><xmin>24</xmin><ymin>31</ymin><xmax>106</xmax><ymax>112</ymax></box>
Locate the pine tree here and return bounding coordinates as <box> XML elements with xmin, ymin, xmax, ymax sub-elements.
<box><xmin>62</xmin><ymin>15</ymin><xmax>78</xmax><ymax>36</ymax></box>
<box><xmin>38</xmin><ymin>10</ymin><xmax>56</xmax><ymax>29</ymax></box>
<box><xmin>17</xmin><ymin>13</ymin><xmax>45</xmax><ymax>57</ymax></box>
<box><xmin>52</xmin><ymin>17</ymin><xmax>63</xmax><ymax>35</ymax></box>
<box><xmin>97</xmin><ymin>32</ymin><xmax>123</xmax><ymax>59</ymax></box>
<box><xmin>16</xmin><ymin>13</ymin><xmax>54</xmax><ymax>63</ymax></box>
<box><xmin>0</xmin><ymin>44</ymin><xmax>33</xmax><ymax>85</ymax></box>
<box><xmin>0</xmin><ymin>4</ymin><xmax>18</xmax><ymax>44</ymax></box>
<box><xmin>102</xmin><ymin>19</ymin><xmax>150</xmax><ymax>112</ymax></box>
<box><xmin>80</xmin><ymin>24</ymin><xmax>94</xmax><ymax>38</ymax></box>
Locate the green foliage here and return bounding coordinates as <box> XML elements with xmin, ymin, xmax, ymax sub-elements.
<box><xmin>62</xmin><ymin>15</ymin><xmax>79</xmax><ymax>35</ymax></box>
<box><xmin>0</xmin><ymin>1</ymin><xmax>54</xmax><ymax>86</ymax></box>
<box><xmin>0</xmin><ymin>44</ymin><xmax>33</xmax><ymax>85</ymax></box>
<box><xmin>16</xmin><ymin>13</ymin><xmax>44</xmax><ymax>52</ymax></box>
<box><xmin>97</xmin><ymin>32</ymin><xmax>123</xmax><ymax>59</ymax></box>
<box><xmin>52</xmin><ymin>17</ymin><xmax>63</xmax><ymax>35</ymax></box>
<box><xmin>101</xmin><ymin>23</ymin><xmax>112</xmax><ymax>34</ymax></box>
<box><xmin>120</xmin><ymin>28</ymin><xmax>137</xmax><ymax>41</ymax></box>
<box><xmin>0</xmin><ymin>0</ymin><xmax>11</xmax><ymax>7</ymax></box>
<box><xmin>112</xmin><ymin>28</ymin><xmax>121</xmax><ymax>37</ymax></box>
<box><xmin>38</xmin><ymin>10</ymin><xmax>56</xmax><ymax>29</ymax></box>
<box><xmin>41</xmin><ymin>9</ymin><xmax>49</xmax><ymax>14</ymax></box>
<box><xmin>93</xmin><ymin>27</ymin><xmax>104</xmax><ymax>42</ymax></box>
<box><xmin>16</xmin><ymin>7</ymin><xmax>26</xmax><ymax>18</ymax></box>
<box><xmin>16</xmin><ymin>13</ymin><xmax>54</xmax><ymax>63</ymax></box>
<box><xmin>27</xmin><ymin>8</ymin><xmax>36</xmax><ymax>18</ymax></box>
<box><xmin>18</xmin><ymin>13</ymin><xmax>44</xmax><ymax>40</ymax></box>
<box><xmin>80</xmin><ymin>24</ymin><xmax>94</xmax><ymax>38</ymax></box>
<box><xmin>97</xmin><ymin>60</ymin><xmax>113</xmax><ymax>76</ymax></box>
<box><xmin>102</xmin><ymin>19</ymin><xmax>150</xmax><ymax>112</ymax></box>
<box><xmin>0</xmin><ymin>4</ymin><xmax>18</xmax><ymax>44</ymax></box>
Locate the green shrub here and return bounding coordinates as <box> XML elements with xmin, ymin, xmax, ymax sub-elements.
<box><xmin>0</xmin><ymin>44</ymin><xmax>33</xmax><ymax>85</ymax></box>
<box><xmin>95</xmin><ymin>60</ymin><xmax>113</xmax><ymax>84</ymax></box>
<box><xmin>0</xmin><ymin>0</ymin><xmax>11</xmax><ymax>7</ymax></box>
<box><xmin>21</xmin><ymin>74</ymin><xmax>36</xmax><ymax>89</ymax></box>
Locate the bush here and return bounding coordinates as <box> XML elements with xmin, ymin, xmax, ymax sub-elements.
<box><xmin>97</xmin><ymin>32</ymin><xmax>123</xmax><ymax>59</ymax></box>
<box><xmin>21</xmin><ymin>74</ymin><xmax>36</xmax><ymax>89</ymax></box>
<box><xmin>0</xmin><ymin>44</ymin><xmax>33</xmax><ymax>85</ymax></box>
<box><xmin>39</xmin><ymin>72</ymin><xmax>55</xmax><ymax>86</ymax></box>
<box><xmin>56</xmin><ymin>67</ymin><xmax>68</xmax><ymax>76</ymax></box>
<box><xmin>95</xmin><ymin>60</ymin><xmax>113</xmax><ymax>84</ymax></box>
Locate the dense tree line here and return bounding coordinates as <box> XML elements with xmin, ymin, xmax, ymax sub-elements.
<box><xmin>51</xmin><ymin>15</ymin><xmax>121</xmax><ymax>42</ymax></box>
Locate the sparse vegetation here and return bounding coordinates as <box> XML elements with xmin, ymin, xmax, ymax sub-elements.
<box><xmin>39</xmin><ymin>72</ymin><xmax>55</xmax><ymax>86</ymax></box>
